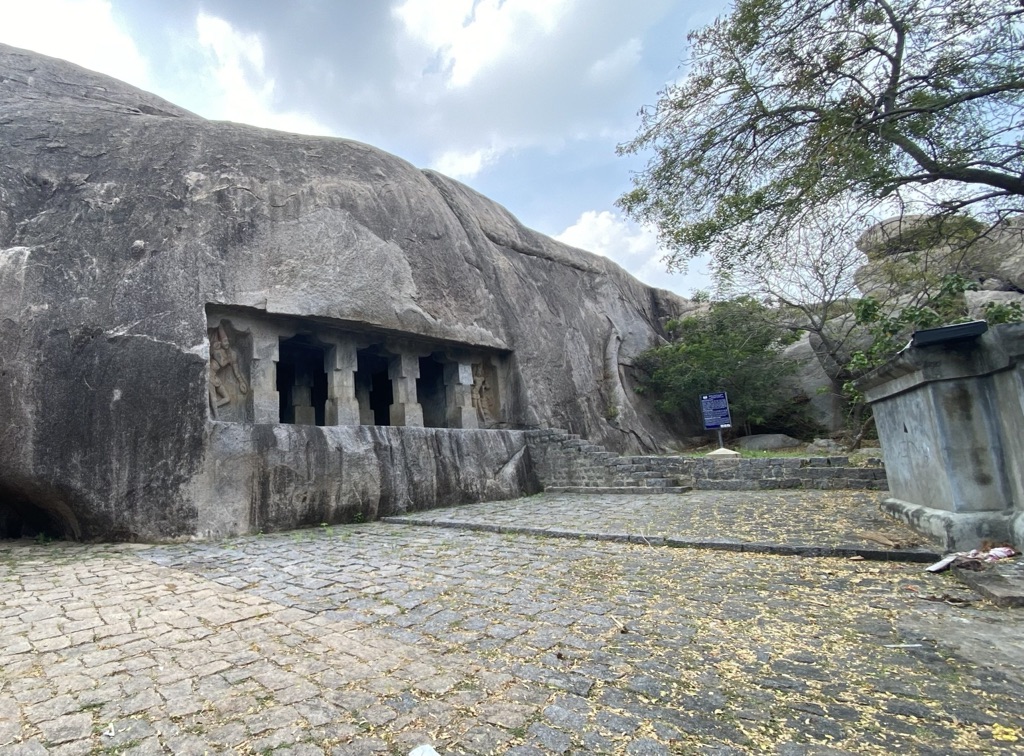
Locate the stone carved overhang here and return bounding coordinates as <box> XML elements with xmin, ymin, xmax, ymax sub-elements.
<box><xmin>210</xmin><ymin>300</ymin><xmax>511</xmax><ymax>353</ymax></box>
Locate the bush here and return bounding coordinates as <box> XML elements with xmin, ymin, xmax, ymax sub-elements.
<box><xmin>636</xmin><ymin>297</ymin><xmax>806</xmax><ymax>435</ymax></box>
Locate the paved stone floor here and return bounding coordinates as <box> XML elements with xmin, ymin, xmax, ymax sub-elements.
<box><xmin>383</xmin><ymin>491</ymin><xmax>935</xmax><ymax>557</ymax></box>
<box><xmin>3</xmin><ymin>491</ymin><xmax>1024</xmax><ymax>755</ymax></box>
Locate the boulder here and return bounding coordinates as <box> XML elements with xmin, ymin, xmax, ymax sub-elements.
<box><xmin>0</xmin><ymin>44</ymin><xmax>690</xmax><ymax>540</ymax></box>
<box><xmin>779</xmin><ymin>314</ymin><xmax>869</xmax><ymax>433</ymax></box>
<box><xmin>808</xmin><ymin>438</ymin><xmax>844</xmax><ymax>454</ymax></box>
<box><xmin>855</xmin><ymin>214</ymin><xmax>936</xmax><ymax>260</ymax></box>
<box><xmin>965</xmin><ymin>290</ymin><xmax>1024</xmax><ymax>320</ymax></box>
<box><xmin>986</xmin><ymin>218</ymin><xmax>1024</xmax><ymax>291</ymax></box>
<box><xmin>735</xmin><ymin>434</ymin><xmax>803</xmax><ymax>451</ymax></box>
<box><xmin>854</xmin><ymin>215</ymin><xmax>1020</xmax><ymax>300</ymax></box>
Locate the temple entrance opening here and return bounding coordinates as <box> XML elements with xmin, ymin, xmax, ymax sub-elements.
<box><xmin>356</xmin><ymin>348</ymin><xmax>394</xmax><ymax>426</ymax></box>
<box><xmin>418</xmin><ymin>354</ymin><xmax>448</xmax><ymax>428</ymax></box>
<box><xmin>277</xmin><ymin>336</ymin><xmax>328</xmax><ymax>426</ymax></box>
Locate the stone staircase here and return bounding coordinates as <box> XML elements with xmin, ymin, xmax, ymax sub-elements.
<box><xmin>525</xmin><ymin>429</ymin><xmax>693</xmax><ymax>494</ymax></box>
<box><xmin>525</xmin><ymin>428</ymin><xmax>887</xmax><ymax>494</ymax></box>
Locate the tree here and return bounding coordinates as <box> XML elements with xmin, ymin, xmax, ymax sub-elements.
<box><xmin>722</xmin><ymin>202</ymin><xmax>874</xmax><ymax>429</ymax></box>
<box><xmin>618</xmin><ymin>0</ymin><xmax>1024</xmax><ymax>272</ymax></box>
<box><xmin>635</xmin><ymin>296</ymin><xmax>807</xmax><ymax>436</ymax></box>
<box><xmin>727</xmin><ymin>203</ymin><xmax>870</xmax><ymax>372</ymax></box>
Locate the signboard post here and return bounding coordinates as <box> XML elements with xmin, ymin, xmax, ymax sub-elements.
<box><xmin>700</xmin><ymin>391</ymin><xmax>732</xmax><ymax>449</ymax></box>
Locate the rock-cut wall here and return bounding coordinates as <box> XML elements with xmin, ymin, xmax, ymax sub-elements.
<box><xmin>0</xmin><ymin>44</ymin><xmax>690</xmax><ymax>540</ymax></box>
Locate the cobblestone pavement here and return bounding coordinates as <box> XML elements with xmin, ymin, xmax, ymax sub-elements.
<box><xmin>3</xmin><ymin>492</ymin><xmax>1024</xmax><ymax>755</ymax></box>
<box><xmin>383</xmin><ymin>491</ymin><xmax>933</xmax><ymax>556</ymax></box>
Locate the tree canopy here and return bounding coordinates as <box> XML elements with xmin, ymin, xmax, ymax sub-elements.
<box><xmin>635</xmin><ymin>296</ymin><xmax>806</xmax><ymax>436</ymax></box>
<box><xmin>618</xmin><ymin>0</ymin><xmax>1024</xmax><ymax>272</ymax></box>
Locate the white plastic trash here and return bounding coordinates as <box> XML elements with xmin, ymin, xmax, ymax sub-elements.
<box><xmin>409</xmin><ymin>746</ymin><xmax>441</xmax><ymax>756</ymax></box>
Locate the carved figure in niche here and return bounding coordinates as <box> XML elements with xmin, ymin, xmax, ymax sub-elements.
<box><xmin>471</xmin><ymin>362</ymin><xmax>498</xmax><ymax>425</ymax></box>
<box><xmin>208</xmin><ymin>325</ymin><xmax>248</xmax><ymax>418</ymax></box>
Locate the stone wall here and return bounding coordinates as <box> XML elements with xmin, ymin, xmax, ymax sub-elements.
<box><xmin>193</xmin><ymin>424</ymin><xmax>539</xmax><ymax>540</ymax></box>
<box><xmin>648</xmin><ymin>456</ymin><xmax>886</xmax><ymax>491</ymax></box>
<box><xmin>526</xmin><ymin>430</ymin><xmax>887</xmax><ymax>492</ymax></box>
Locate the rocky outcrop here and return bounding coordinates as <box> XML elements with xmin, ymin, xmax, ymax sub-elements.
<box><xmin>195</xmin><ymin>425</ymin><xmax>539</xmax><ymax>540</ymax></box>
<box><xmin>0</xmin><ymin>44</ymin><xmax>690</xmax><ymax>540</ymax></box>
<box><xmin>780</xmin><ymin>313</ymin><xmax>869</xmax><ymax>433</ymax></box>
<box><xmin>788</xmin><ymin>215</ymin><xmax>1024</xmax><ymax>433</ymax></box>
<box><xmin>854</xmin><ymin>214</ymin><xmax>1024</xmax><ymax>299</ymax></box>
<box><xmin>735</xmin><ymin>434</ymin><xmax>803</xmax><ymax>451</ymax></box>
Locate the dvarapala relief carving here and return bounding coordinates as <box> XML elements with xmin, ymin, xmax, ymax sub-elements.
<box><xmin>208</xmin><ymin>324</ymin><xmax>249</xmax><ymax>421</ymax></box>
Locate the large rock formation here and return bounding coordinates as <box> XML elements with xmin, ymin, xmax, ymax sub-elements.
<box><xmin>854</xmin><ymin>214</ymin><xmax>1024</xmax><ymax>301</ymax></box>
<box><xmin>0</xmin><ymin>44</ymin><xmax>690</xmax><ymax>540</ymax></box>
<box><xmin>784</xmin><ymin>215</ymin><xmax>1024</xmax><ymax>433</ymax></box>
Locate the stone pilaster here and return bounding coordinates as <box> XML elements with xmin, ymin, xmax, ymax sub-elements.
<box><xmin>388</xmin><ymin>353</ymin><xmax>423</xmax><ymax>427</ymax></box>
<box><xmin>445</xmin><ymin>361</ymin><xmax>478</xmax><ymax>429</ymax></box>
<box><xmin>249</xmin><ymin>325</ymin><xmax>280</xmax><ymax>424</ymax></box>
<box><xmin>325</xmin><ymin>338</ymin><xmax>360</xmax><ymax>425</ymax></box>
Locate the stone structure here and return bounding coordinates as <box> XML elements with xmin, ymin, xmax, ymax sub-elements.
<box><xmin>202</xmin><ymin>307</ymin><xmax>502</xmax><ymax>431</ymax></box>
<box><xmin>528</xmin><ymin>429</ymin><xmax>887</xmax><ymax>493</ymax></box>
<box><xmin>0</xmin><ymin>44</ymin><xmax>694</xmax><ymax>540</ymax></box>
<box><xmin>858</xmin><ymin>322</ymin><xmax>1024</xmax><ymax>550</ymax></box>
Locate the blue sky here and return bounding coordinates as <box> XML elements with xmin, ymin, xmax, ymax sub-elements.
<box><xmin>0</xmin><ymin>0</ymin><xmax>728</xmax><ymax>296</ymax></box>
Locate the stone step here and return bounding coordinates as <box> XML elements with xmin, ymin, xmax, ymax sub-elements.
<box><xmin>546</xmin><ymin>486</ymin><xmax>692</xmax><ymax>495</ymax></box>
<box><xmin>642</xmin><ymin>478</ymin><xmax>678</xmax><ymax>487</ymax></box>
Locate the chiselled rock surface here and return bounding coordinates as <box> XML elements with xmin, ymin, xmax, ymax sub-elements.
<box><xmin>0</xmin><ymin>44</ymin><xmax>689</xmax><ymax>540</ymax></box>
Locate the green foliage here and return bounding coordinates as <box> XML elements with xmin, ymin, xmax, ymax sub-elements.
<box><xmin>983</xmin><ymin>300</ymin><xmax>1024</xmax><ymax>325</ymax></box>
<box><xmin>636</xmin><ymin>297</ymin><xmax>802</xmax><ymax>433</ymax></box>
<box><xmin>754</xmin><ymin>394</ymin><xmax>826</xmax><ymax>441</ymax></box>
<box><xmin>843</xmin><ymin>273</ymin><xmax>1023</xmax><ymax>404</ymax></box>
<box><xmin>619</xmin><ymin>0</ymin><xmax>1024</xmax><ymax>271</ymax></box>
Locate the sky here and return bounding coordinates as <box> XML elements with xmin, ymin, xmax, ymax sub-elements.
<box><xmin>0</xmin><ymin>0</ymin><xmax>729</xmax><ymax>297</ymax></box>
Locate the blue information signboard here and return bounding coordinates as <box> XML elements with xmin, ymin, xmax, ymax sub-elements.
<box><xmin>700</xmin><ymin>391</ymin><xmax>732</xmax><ymax>430</ymax></box>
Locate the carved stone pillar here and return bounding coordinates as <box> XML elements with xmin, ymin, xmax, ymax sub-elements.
<box><xmin>445</xmin><ymin>362</ymin><xmax>478</xmax><ymax>429</ymax></box>
<box><xmin>325</xmin><ymin>338</ymin><xmax>360</xmax><ymax>425</ymax></box>
<box><xmin>388</xmin><ymin>353</ymin><xmax>423</xmax><ymax>427</ymax></box>
<box><xmin>290</xmin><ymin>367</ymin><xmax>316</xmax><ymax>426</ymax></box>
<box><xmin>356</xmin><ymin>375</ymin><xmax>375</xmax><ymax>425</ymax></box>
<box><xmin>249</xmin><ymin>325</ymin><xmax>280</xmax><ymax>424</ymax></box>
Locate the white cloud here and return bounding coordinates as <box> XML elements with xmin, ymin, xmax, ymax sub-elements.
<box><xmin>393</xmin><ymin>0</ymin><xmax>574</xmax><ymax>89</ymax></box>
<box><xmin>587</xmin><ymin>38</ymin><xmax>643</xmax><ymax>83</ymax></box>
<box><xmin>0</xmin><ymin>3</ymin><xmax>336</xmax><ymax>138</ymax></box>
<box><xmin>556</xmin><ymin>210</ymin><xmax>712</xmax><ymax>296</ymax></box>
<box><xmin>189</xmin><ymin>12</ymin><xmax>334</xmax><ymax>136</ymax></box>
<box><xmin>0</xmin><ymin>0</ymin><xmax>152</xmax><ymax>90</ymax></box>
<box><xmin>430</xmin><ymin>145</ymin><xmax>503</xmax><ymax>180</ymax></box>
<box><xmin>558</xmin><ymin>210</ymin><xmax>656</xmax><ymax>259</ymax></box>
